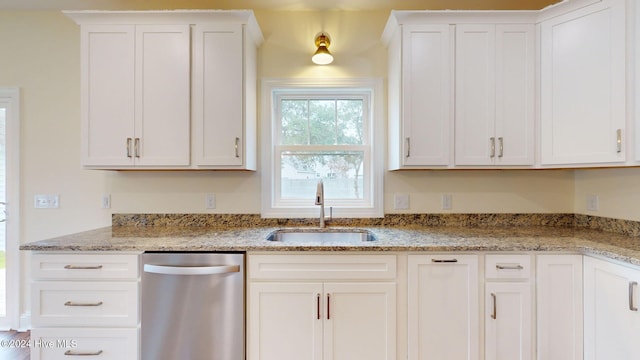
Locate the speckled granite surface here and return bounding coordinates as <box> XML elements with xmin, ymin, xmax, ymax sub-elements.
<box><xmin>19</xmin><ymin>213</ymin><xmax>640</xmax><ymax>266</ymax></box>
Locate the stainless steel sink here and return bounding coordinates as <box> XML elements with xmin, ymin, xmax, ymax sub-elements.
<box><xmin>265</xmin><ymin>229</ymin><xmax>377</xmax><ymax>242</ymax></box>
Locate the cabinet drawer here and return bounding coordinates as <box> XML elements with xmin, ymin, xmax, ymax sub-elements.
<box><xmin>30</xmin><ymin>328</ymin><xmax>138</xmax><ymax>360</ymax></box>
<box><xmin>32</xmin><ymin>281</ymin><xmax>138</xmax><ymax>327</ymax></box>
<box><xmin>32</xmin><ymin>253</ymin><xmax>140</xmax><ymax>280</ymax></box>
<box><xmin>248</xmin><ymin>254</ymin><xmax>397</xmax><ymax>280</ymax></box>
<box><xmin>485</xmin><ymin>254</ymin><xmax>531</xmax><ymax>280</ymax></box>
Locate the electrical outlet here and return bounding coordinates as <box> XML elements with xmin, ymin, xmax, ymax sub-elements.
<box><xmin>34</xmin><ymin>194</ymin><xmax>59</xmax><ymax>209</ymax></box>
<box><xmin>206</xmin><ymin>193</ymin><xmax>216</xmax><ymax>209</ymax></box>
<box><xmin>587</xmin><ymin>194</ymin><xmax>599</xmax><ymax>211</ymax></box>
<box><xmin>394</xmin><ymin>194</ymin><xmax>410</xmax><ymax>210</ymax></box>
<box><xmin>442</xmin><ymin>194</ymin><xmax>452</xmax><ymax>210</ymax></box>
<box><xmin>101</xmin><ymin>194</ymin><xmax>111</xmax><ymax>209</ymax></box>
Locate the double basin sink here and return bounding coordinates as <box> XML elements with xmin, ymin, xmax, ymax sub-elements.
<box><xmin>266</xmin><ymin>228</ymin><xmax>377</xmax><ymax>243</ymax></box>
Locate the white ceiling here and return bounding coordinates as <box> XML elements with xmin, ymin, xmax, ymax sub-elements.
<box><xmin>0</xmin><ymin>0</ymin><xmax>561</xmax><ymax>11</ymax></box>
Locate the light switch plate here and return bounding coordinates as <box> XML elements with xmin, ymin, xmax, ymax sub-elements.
<box><xmin>586</xmin><ymin>194</ymin><xmax>599</xmax><ymax>211</ymax></box>
<box><xmin>101</xmin><ymin>194</ymin><xmax>111</xmax><ymax>209</ymax></box>
<box><xmin>442</xmin><ymin>194</ymin><xmax>452</xmax><ymax>210</ymax></box>
<box><xmin>206</xmin><ymin>193</ymin><xmax>216</xmax><ymax>209</ymax></box>
<box><xmin>394</xmin><ymin>194</ymin><xmax>410</xmax><ymax>210</ymax></box>
<box><xmin>34</xmin><ymin>194</ymin><xmax>59</xmax><ymax>209</ymax></box>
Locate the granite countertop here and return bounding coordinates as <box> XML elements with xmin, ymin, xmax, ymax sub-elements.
<box><xmin>19</xmin><ymin>222</ymin><xmax>640</xmax><ymax>267</ymax></box>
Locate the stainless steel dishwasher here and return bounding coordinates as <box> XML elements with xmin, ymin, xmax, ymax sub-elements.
<box><xmin>141</xmin><ymin>252</ymin><xmax>244</xmax><ymax>360</ymax></box>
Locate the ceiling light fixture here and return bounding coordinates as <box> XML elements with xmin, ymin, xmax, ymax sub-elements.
<box><xmin>312</xmin><ymin>32</ymin><xmax>333</xmax><ymax>65</ymax></box>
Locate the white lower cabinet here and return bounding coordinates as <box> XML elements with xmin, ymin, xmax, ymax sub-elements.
<box><xmin>29</xmin><ymin>252</ymin><xmax>141</xmax><ymax>360</ymax></box>
<box><xmin>247</xmin><ymin>254</ymin><xmax>397</xmax><ymax>360</ymax></box>
<box><xmin>30</xmin><ymin>328</ymin><xmax>138</xmax><ymax>360</ymax></box>
<box><xmin>584</xmin><ymin>256</ymin><xmax>640</xmax><ymax>360</ymax></box>
<box><xmin>407</xmin><ymin>254</ymin><xmax>479</xmax><ymax>360</ymax></box>
<box><xmin>485</xmin><ymin>282</ymin><xmax>532</xmax><ymax>360</ymax></box>
<box><xmin>484</xmin><ymin>255</ymin><xmax>533</xmax><ymax>360</ymax></box>
<box><xmin>536</xmin><ymin>255</ymin><xmax>583</xmax><ymax>360</ymax></box>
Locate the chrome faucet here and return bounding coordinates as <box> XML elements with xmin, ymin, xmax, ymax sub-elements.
<box><xmin>315</xmin><ymin>180</ymin><xmax>331</xmax><ymax>228</ymax></box>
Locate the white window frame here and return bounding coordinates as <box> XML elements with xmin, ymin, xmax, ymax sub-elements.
<box><xmin>261</xmin><ymin>78</ymin><xmax>384</xmax><ymax>218</ymax></box>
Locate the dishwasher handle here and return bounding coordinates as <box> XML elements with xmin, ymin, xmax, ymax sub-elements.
<box><xmin>144</xmin><ymin>264</ymin><xmax>240</xmax><ymax>276</ymax></box>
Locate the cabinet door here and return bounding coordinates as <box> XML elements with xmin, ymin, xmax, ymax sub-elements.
<box><xmin>540</xmin><ymin>0</ymin><xmax>626</xmax><ymax>165</ymax></box>
<box><xmin>192</xmin><ymin>23</ymin><xmax>246</xmax><ymax>167</ymax></box>
<box><xmin>494</xmin><ymin>24</ymin><xmax>534</xmax><ymax>166</ymax></box>
<box><xmin>408</xmin><ymin>255</ymin><xmax>479</xmax><ymax>360</ymax></box>
<box><xmin>134</xmin><ymin>25</ymin><xmax>190</xmax><ymax>166</ymax></box>
<box><xmin>248</xmin><ymin>282</ymin><xmax>323</xmax><ymax>360</ymax></box>
<box><xmin>81</xmin><ymin>25</ymin><xmax>135</xmax><ymax>167</ymax></box>
<box><xmin>400</xmin><ymin>24</ymin><xmax>451</xmax><ymax>167</ymax></box>
<box><xmin>323</xmin><ymin>282</ymin><xmax>396</xmax><ymax>360</ymax></box>
<box><xmin>584</xmin><ymin>257</ymin><xmax>640</xmax><ymax>360</ymax></box>
<box><xmin>455</xmin><ymin>25</ymin><xmax>495</xmax><ymax>166</ymax></box>
<box><xmin>455</xmin><ymin>24</ymin><xmax>534</xmax><ymax>166</ymax></box>
<box><xmin>536</xmin><ymin>255</ymin><xmax>583</xmax><ymax>360</ymax></box>
<box><xmin>485</xmin><ymin>282</ymin><xmax>532</xmax><ymax>360</ymax></box>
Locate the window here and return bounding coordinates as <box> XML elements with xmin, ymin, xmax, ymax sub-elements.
<box><xmin>262</xmin><ymin>79</ymin><xmax>383</xmax><ymax>218</ymax></box>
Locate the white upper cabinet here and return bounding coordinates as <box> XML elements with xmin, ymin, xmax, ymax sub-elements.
<box><xmin>78</xmin><ymin>22</ymin><xmax>190</xmax><ymax>168</ymax></box>
<box><xmin>455</xmin><ymin>24</ymin><xmax>535</xmax><ymax>166</ymax></box>
<box><xmin>539</xmin><ymin>0</ymin><xmax>626</xmax><ymax>166</ymax></box>
<box><xmin>383</xmin><ymin>12</ymin><xmax>535</xmax><ymax>169</ymax></box>
<box><xmin>386</xmin><ymin>23</ymin><xmax>452</xmax><ymax>169</ymax></box>
<box><xmin>192</xmin><ymin>22</ymin><xmax>260</xmax><ymax>169</ymax></box>
<box><xmin>67</xmin><ymin>11</ymin><xmax>262</xmax><ymax>170</ymax></box>
<box><xmin>79</xmin><ymin>24</ymin><xmax>136</xmax><ymax>167</ymax></box>
<box><xmin>135</xmin><ymin>25</ymin><xmax>191</xmax><ymax>167</ymax></box>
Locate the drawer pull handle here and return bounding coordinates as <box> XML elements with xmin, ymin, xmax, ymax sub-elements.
<box><xmin>432</xmin><ymin>259</ymin><xmax>458</xmax><ymax>263</ymax></box>
<box><xmin>64</xmin><ymin>265</ymin><xmax>103</xmax><ymax>270</ymax></box>
<box><xmin>630</xmin><ymin>281</ymin><xmax>638</xmax><ymax>312</ymax></box>
<box><xmin>64</xmin><ymin>350</ymin><xmax>103</xmax><ymax>356</ymax></box>
<box><xmin>617</xmin><ymin>129</ymin><xmax>622</xmax><ymax>153</ymax></box>
<box><xmin>406</xmin><ymin>137</ymin><xmax>411</xmax><ymax>158</ymax></box>
<box><xmin>491</xmin><ymin>293</ymin><xmax>497</xmax><ymax>319</ymax></box>
<box><xmin>126</xmin><ymin>138</ymin><xmax>132</xmax><ymax>158</ymax></box>
<box><xmin>235</xmin><ymin>137</ymin><xmax>240</xmax><ymax>158</ymax></box>
<box><xmin>496</xmin><ymin>264</ymin><xmax>524</xmax><ymax>270</ymax></box>
<box><xmin>490</xmin><ymin>137</ymin><xmax>496</xmax><ymax>158</ymax></box>
<box><xmin>64</xmin><ymin>301</ymin><xmax>103</xmax><ymax>307</ymax></box>
<box><xmin>134</xmin><ymin>138</ymin><xmax>140</xmax><ymax>158</ymax></box>
<box><xmin>498</xmin><ymin>137</ymin><xmax>504</xmax><ymax>158</ymax></box>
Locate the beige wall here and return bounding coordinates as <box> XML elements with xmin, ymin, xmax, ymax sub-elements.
<box><xmin>574</xmin><ymin>168</ymin><xmax>640</xmax><ymax>222</ymax></box>
<box><xmin>0</xmin><ymin>9</ymin><xmax>579</xmax><ymax>247</ymax></box>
